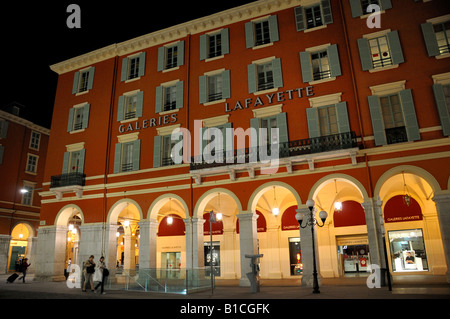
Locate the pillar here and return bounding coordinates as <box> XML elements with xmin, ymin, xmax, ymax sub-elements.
<box><xmin>78</xmin><ymin>224</ymin><xmax>104</xmax><ymax>270</ymax></box>
<box><xmin>432</xmin><ymin>193</ymin><xmax>450</xmax><ymax>282</ymax></box>
<box><xmin>237</xmin><ymin>211</ymin><xmax>258</xmax><ymax>287</ymax></box>
<box><xmin>222</xmin><ymin>227</ymin><xmax>237</xmax><ymax>279</ymax></box>
<box><xmin>361</xmin><ymin>197</ymin><xmax>386</xmax><ymax>270</ymax></box>
<box><xmin>35</xmin><ymin>225</ymin><xmax>67</xmax><ymax>281</ymax></box>
<box><xmin>103</xmin><ymin>223</ymin><xmax>119</xmax><ymax>270</ymax></box>
<box><xmin>266</xmin><ymin>223</ymin><xmax>282</xmax><ymax>279</ymax></box>
<box><xmin>26</xmin><ymin>236</ymin><xmax>38</xmax><ymax>273</ymax></box>
<box><xmin>138</xmin><ymin>219</ymin><xmax>158</xmax><ymax>269</ymax></box>
<box><xmin>0</xmin><ymin>235</ymin><xmax>12</xmax><ymax>274</ymax></box>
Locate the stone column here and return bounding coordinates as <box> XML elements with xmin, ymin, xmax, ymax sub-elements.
<box><xmin>35</xmin><ymin>225</ymin><xmax>67</xmax><ymax>281</ymax></box>
<box><xmin>433</xmin><ymin>193</ymin><xmax>450</xmax><ymax>282</ymax></box>
<box><xmin>185</xmin><ymin>217</ymin><xmax>205</xmax><ymax>270</ymax></box>
<box><xmin>26</xmin><ymin>236</ymin><xmax>38</xmax><ymax>273</ymax></box>
<box><xmin>361</xmin><ymin>197</ymin><xmax>386</xmax><ymax>270</ymax></box>
<box><xmin>237</xmin><ymin>211</ymin><xmax>258</xmax><ymax>287</ymax></box>
<box><xmin>296</xmin><ymin>207</ymin><xmax>321</xmax><ymax>287</ymax></box>
<box><xmin>266</xmin><ymin>223</ymin><xmax>282</xmax><ymax>279</ymax></box>
<box><xmin>78</xmin><ymin>224</ymin><xmax>104</xmax><ymax>270</ymax></box>
<box><xmin>222</xmin><ymin>227</ymin><xmax>237</xmax><ymax>279</ymax></box>
<box><xmin>0</xmin><ymin>235</ymin><xmax>12</xmax><ymax>274</ymax></box>
<box><xmin>103</xmin><ymin>223</ymin><xmax>119</xmax><ymax>270</ymax></box>
<box><xmin>138</xmin><ymin>219</ymin><xmax>158</xmax><ymax>270</ymax></box>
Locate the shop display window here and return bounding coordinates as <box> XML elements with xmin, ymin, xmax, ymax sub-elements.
<box><xmin>337</xmin><ymin>244</ymin><xmax>370</xmax><ymax>274</ymax></box>
<box><xmin>388</xmin><ymin>229</ymin><xmax>429</xmax><ymax>272</ymax></box>
<box><xmin>288</xmin><ymin>237</ymin><xmax>302</xmax><ymax>276</ymax></box>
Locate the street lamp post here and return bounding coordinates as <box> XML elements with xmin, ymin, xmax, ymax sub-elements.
<box><xmin>295</xmin><ymin>199</ymin><xmax>328</xmax><ymax>294</ymax></box>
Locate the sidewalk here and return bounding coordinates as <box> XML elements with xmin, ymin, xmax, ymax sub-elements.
<box><xmin>1</xmin><ymin>273</ymin><xmax>449</xmax><ymax>300</ymax></box>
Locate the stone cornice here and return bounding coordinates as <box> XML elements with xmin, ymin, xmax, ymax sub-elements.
<box><xmin>50</xmin><ymin>0</ymin><xmax>300</xmax><ymax>75</ymax></box>
<box><xmin>0</xmin><ymin>110</ymin><xmax>50</xmax><ymax>135</ymax></box>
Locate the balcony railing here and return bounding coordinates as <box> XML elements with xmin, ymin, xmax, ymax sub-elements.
<box><xmin>190</xmin><ymin>131</ymin><xmax>359</xmax><ymax>170</ymax></box>
<box><xmin>50</xmin><ymin>172</ymin><xmax>86</xmax><ymax>188</ymax></box>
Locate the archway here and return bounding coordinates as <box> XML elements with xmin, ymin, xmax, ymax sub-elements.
<box><xmin>8</xmin><ymin>222</ymin><xmax>34</xmax><ymax>272</ymax></box>
<box><xmin>376</xmin><ymin>168</ymin><xmax>446</xmax><ymax>276</ymax></box>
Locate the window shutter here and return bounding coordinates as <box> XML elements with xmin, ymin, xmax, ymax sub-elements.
<box><xmin>421</xmin><ymin>23</ymin><xmax>440</xmax><ymax>57</ymax></box>
<box><xmin>223</xmin><ymin>122</ymin><xmax>233</xmax><ymax>158</ymax></box>
<box><xmin>153</xmin><ymin>136</ymin><xmax>162</xmax><ymax>168</ymax></box>
<box><xmin>321</xmin><ymin>0</ymin><xmax>333</xmax><ymax>25</ymax></box>
<box><xmin>299</xmin><ymin>51</ymin><xmax>313</xmax><ymax>83</ymax></box>
<box><xmin>117</xmin><ymin>96</ymin><xmax>125</xmax><ymax>121</ymax></box>
<box><xmin>155</xmin><ymin>86</ymin><xmax>163</xmax><ymax>113</ymax></box>
<box><xmin>67</xmin><ymin>108</ymin><xmax>75</xmax><ymax>132</ymax></box>
<box><xmin>380</xmin><ymin>0</ymin><xmax>392</xmax><ymax>10</ymax></box>
<box><xmin>247</xmin><ymin>64</ymin><xmax>257</xmax><ymax>93</ymax></box>
<box><xmin>399</xmin><ymin>89</ymin><xmax>420</xmax><ymax>141</ymax></box>
<box><xmin>138</xmin><ymin>52</ymin><xmax>146</xmax><ymax>77</ymax></box>
<box><xmin>136</xmin><ymin>91</ymin><xmax>144</xmax><ymax>117</ymax></box>
<box><xmin>250</xmin><ymin>118</ymin><xmax>260</xmax><ymax>149</ymax></box>
<box><xmin>199</xmin><ymin>127</ymin><xmax>206</xmax><ymax>158</ymax></box>
<box><xmin>367</xmin><ymin>95</ymin><xmax>387</xmax><ymax>146</ymax></box>
<box><xmin>387</xmin><ymin>30</ymin><xmax>404</xmax><ymax>65</ymax></box>
<box><xmin>335</xmin><ymin>102</ymin><xmax>350</xmax><ymax>133</ymax></box>
<box><xmin>177</xmin><ymin>41</ymin><xmax>185</xmax><ymax>67</ymax></box>
<box><xmin>306</xmin><ymin>108</ymin><xmax>320</xmax><ymax>138</ymax></box>
<box><xmin>87</xmin><ymin>67</ymin><xmax>95</xmax><ymax>90</ymax></box>
<box><xmin>294</xmin><ymin>7</ymin><xmax>305</xmax><ymax>32</ymax></box>
<box><xmin>157</xmin><ymin>46</ymin><xmax>165</xmax><ymax>71</ymax></box>
<box><xmin>272</xmin><ymin>58</ymin><xmax>283</xmax><ymax>88</ymax></box>
<box><xmin>114</xmin><ymin>143</ymin><xmax>121</xmax><ymax>173</ymax></box>
<box><xmin>328</xmin><ymin>44</ymin><xmax>342</xmax><ymax>77</ymax></box>
<box><xmin>222</xmin><ymin>70</ymin><xmax>231</xmax><ymax>99</ymax></box>
<box><xmin>78</xmin><ymin>149</ymin><xmax>86</xmax><ymax>174</ymax></box>
<box><xmin>268</xmin><ymin>15</ymin><xmax>279</xmax><ymax>43</ymax></box>
<box><xmin>0</xmin><ymin>145</ymin><xmax>4</xmax><ymax>165</ymax></box>
<box><xmin>82</xmin><ymin>104</ymin><xmax>90</xmax><ymax>129</ymax></box>
<box><xmin>0</xmin><ymin>121</ymin><xmax>8</xmax><ymax>138</ymax></box>
<box><xmin>72</xmin><ymin>71</ymin><xmax>80</xmax><ymax>94</ymax></box>
<box><xmin>245</xmin><ymin>21</ymin><xmax>255</xmax><ymax>49</ymax></box>
<box><xmin>276</xmin><ymin>112</ymin><xmax>289</xmax><ymax>147</ymax></box>
<box><xmin>120</xmin><ymin>57</ymin><xmax>129</xmax><ymax>81</ymax></box>
<box><xmin>433</xmin><ymin>84</ymin><xmax>450</xmax><ymax>136</ymax></box>
<box><xmin>221</xmin><ymin>28</ymin><xmax>230</xmax><ymax>55</ymax></box>
<box><xmin>62</xmin><ymin>152</ymin><xmax>70</xmax><ymax>174</ymax></box>
<box><xmin>176</xmin><ymin>81</ymin><xmax>184</xmax><ymax>109</ymax></box>
<box><xmin>132</xmin><ymin>140</ymin><xmax>141</xmax><ymax>171</ymax></box>
<box><xmin>200</xmin><ymin>34</ymin><xmax>207</xmax><ymax>61</ymax></box>
<box><xmin>357</xmin><ymin>38</ymin><xmax>373</xmax><ymax>71</ymax></box>
<box><xmin>199</xmin><ymin>75</ymin><xmax>207</xmax><ymax>104</ymax></box>
<box><xmin>349</xmin><ymin>0</ymin><xmax>363</xmax><ymax>18</ymax></box>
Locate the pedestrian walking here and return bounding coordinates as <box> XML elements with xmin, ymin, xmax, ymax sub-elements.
<box><xmin>82</xmin><ymin>255</ymin><xmax>96</xmax><ymax>292</ymax></box>
<box><xmin>94</xmin><ymin>256</ymin><xmax>107</xmax><ymax>294</ymax></box>
<box><xmin>17</xmin><ymin>258</ymin><xmax>31</xmax><ymax>283</ymax></box>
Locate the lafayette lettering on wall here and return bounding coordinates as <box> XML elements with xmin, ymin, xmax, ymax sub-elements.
<box><xmin>225</xmin><ymin>86</ymin><xmax>314</xmax><ymax>113</ymax></box>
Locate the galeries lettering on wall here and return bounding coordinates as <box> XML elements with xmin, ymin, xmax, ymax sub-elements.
<box><xmin>118</xmin><ymin>85</ymin><xmax>314</xmax><ymax>134</ymax></box>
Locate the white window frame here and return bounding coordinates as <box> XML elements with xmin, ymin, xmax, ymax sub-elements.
<box><xmin>25</xmin><ymin>153</ymin><xmax>39</xmax><ymax>174</ymax></box>
<box><xmin>29</xmin><ymin>131</ymin><xmax>41</xmax><ymax>151</ymax></box>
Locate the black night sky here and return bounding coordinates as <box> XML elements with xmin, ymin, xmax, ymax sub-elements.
<box><xmin>2</xmin><ymin>1</ymin><xmax>253</xmax><ymax>129</ymax></box>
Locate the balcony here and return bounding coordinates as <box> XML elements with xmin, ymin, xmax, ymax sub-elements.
<box><xmin>190</xmin><ymin>131</ymin><xmax>360</xmax><ymax>183</ymax></box>
<box><xmin>50</xmin><ymin>172</ymin><xmax>86</xmax><ymax>200</ymax></box>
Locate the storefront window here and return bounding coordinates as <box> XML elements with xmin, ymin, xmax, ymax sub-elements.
<box><xmin>388</xmin><ymin>229</ymin><xmax>428</xmax><ymax>272</ymax></box>
<box><xmin>288</xmin><ymin>237</ymin><xmax>302</xmax><ymax>276</ymax></box>
<box><xmin>204</xmin><ymin>241</ymin><xmax>221</xmax><ymax>276</ymax></box>
<box><xmin>337</xmin><ymin>244</ymin><xmax>370</xmax><ymax>275</ymax></box>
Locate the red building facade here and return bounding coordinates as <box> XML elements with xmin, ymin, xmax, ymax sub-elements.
<box><xmin>37</xmin><ymin>0</ymin><xmax>450</xmax><ymax>286</ymax></box>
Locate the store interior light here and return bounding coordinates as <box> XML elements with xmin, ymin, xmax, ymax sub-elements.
<box><xmin>167</xmin><ymin>216</ymin><xmax>173</xmax><ymax>225</ymax></box>
<box><xmin>116</xmin><ymin>232</ymin><xmax>120</xmax><ymax>237</ymax></box>
<box><xmin>272</xmin><ymin>186</ymin><xmax>279</xmax><ymax>216</ymax></box>
<box><xmin>216</xmin><ymin>212</ymin><xmax>223</xmax><ymax>221</ymax></box>
<box><xmin>124</xmin><ymin>220</ymin><xmax>130</xmax><ymax>227</ymax></box>
<box><xmin>19</xmin><ymin>233</ymin><xmax>23</xmax><ymax>239</ymax></box>
<box><xmin>334</xmin><ymin>201</ymin><xmax>343</xmax><ymax>212</ymax></box>
<box><xmin>272</xmin><ymin>207</ymin><xmax>280</xmax><ymax>216</ymax></box>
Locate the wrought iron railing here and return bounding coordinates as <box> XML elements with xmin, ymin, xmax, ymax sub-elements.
<box><xmin>190</xmin><ymin>131</ymin><xmax>358</xmax><ymax>170</ymax></box>
<box><xmin>385</xmin><ymin>126</ymin><xmax>408</xmax><ymax>145</ymax></box>
<box><xmin>50</xmin><ymin>172</ymin><xmax>86</xmax><ymax>188</ymax></box>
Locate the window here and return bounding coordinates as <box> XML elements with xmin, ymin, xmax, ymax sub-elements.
<box><xmin>357</xmin><ymin>30</ymin><xmax>404</xmax><ymax>71</ymax></box>
<box><xmin>245</xmin><ymin>15</ymin><xmax>279</xmax><ymax>49</ymax></box>
<box><xmin>68</xmin><ymin>104</ymin><xmax>90</xmax><ymax>132</ymax></box>
<box><xmin>250</xmin><ymin>112</ymin><xmax>289</xmax><ymax>154</ymax></box>
<box><xmin>349</xmin><ymin>0</ymin><xmax>392</xmax><ymax>18</ymax></box>
<box><xmin>155</xmin><ymin>82</ymin><xmax>184</xmax><ymax>113</ymax></box>
<box><xmin>162</xmin><ymin>135</ymin><xmax>177</xmax><ymax>167</ymax></box>
<box><xmin>65</xmin><ymin>150</ymin><xmax>84</xmax><ymax>174</ymax></box>
<box><xmin>164</xmin><ymin>85</ymin><xmax>177</xmax><ymax>111</ymax></box>
<box><xmin>388</xmin><ymin>229</ymin><xmax>429</xmax><ymax>272</ymax></box>
<box><xmin>260</xmin><ymin>116</ymin><xmax>279</xmax><ymax>148</ymax></box>
<box><xmin>247</xmin><ymin>58</ymin><xmax>283</xmax><ymax>94</ymax></box>
<box><xmin>113</xmin><ymin>140</ymin><xmax>140</xmax><ymax>173</ymax></box>
<box><xmin>199</xmin><ymin>70</ymin><xmax>231</xmax><ymax>104</ymax></box>
<box><xmin>120</xmin><ymin>52</ymin><xmax>146</xmax><ymax>81</ymax></box>
<box><xmin>26</xmin><ymin>154</ymin><xmax>38</xmax><ymax>174</ymax></box>
<box><xmin>29</xmin><ymin>132</ymin><xmax>41</xmax><ymax>150</ymax></box>
<box><xmin>294</xmin><ymin>0</ymin><xmax>333</xmax><ymax>32</ymax></box>
<box><xmin>117</xmin><ymin>92</ymin><xmax>143</xmax><ymax>121</ymax></box>
<box><xmin>300</xmin><ymin>44</ymin><xmax>341</xmax><ymax>83</ymax></box>
<box><xmin>0</xmin><ymin>119</ymin><xmax>8</xmax><ymax>139</ymax></box>
<box><xmin>200</xmin><ymin>29</ymin><xmax>230</xmax><ymax>61</ymax></box>
<box><xmin>368</xmin><ymin>86</ymin><xmax>420</xmax><ymax>146</ymax></box>
<box><xmin>153</xmin><ymin>127</ymin><xmax>183</xmax><ymax>168</ymax></box>
<box><xmin>21</xmin><ymin>184</ymin><xmax>34</xmax><ymax>206</ymax></box>
<box><xmin>157</xmin><ymin>41</ymin><xmax>184</xmax><ymax>71</ymax></box>
<box><xmin>306</xmin><ymin>101</ymin><xmax>350</xmax><ymax>138</ymax></box>
<box><xmin>421</xmin><ymin>18</ymin><xmax>450</xmax><ymax>58</ymax></box>
<box><xmin>434</xmin><ymin>21</ymin><xmax>450</xmax><ymax>55</ymax></box>
<box><xmin>318</xmin><ymin>105</ymin><xmax>338</xmax><ymax>136</ymax></box>
<box><xmin>72</xmin><ymin>67</ymin><xmax>95</xmax><ymax>94</ymax></box>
